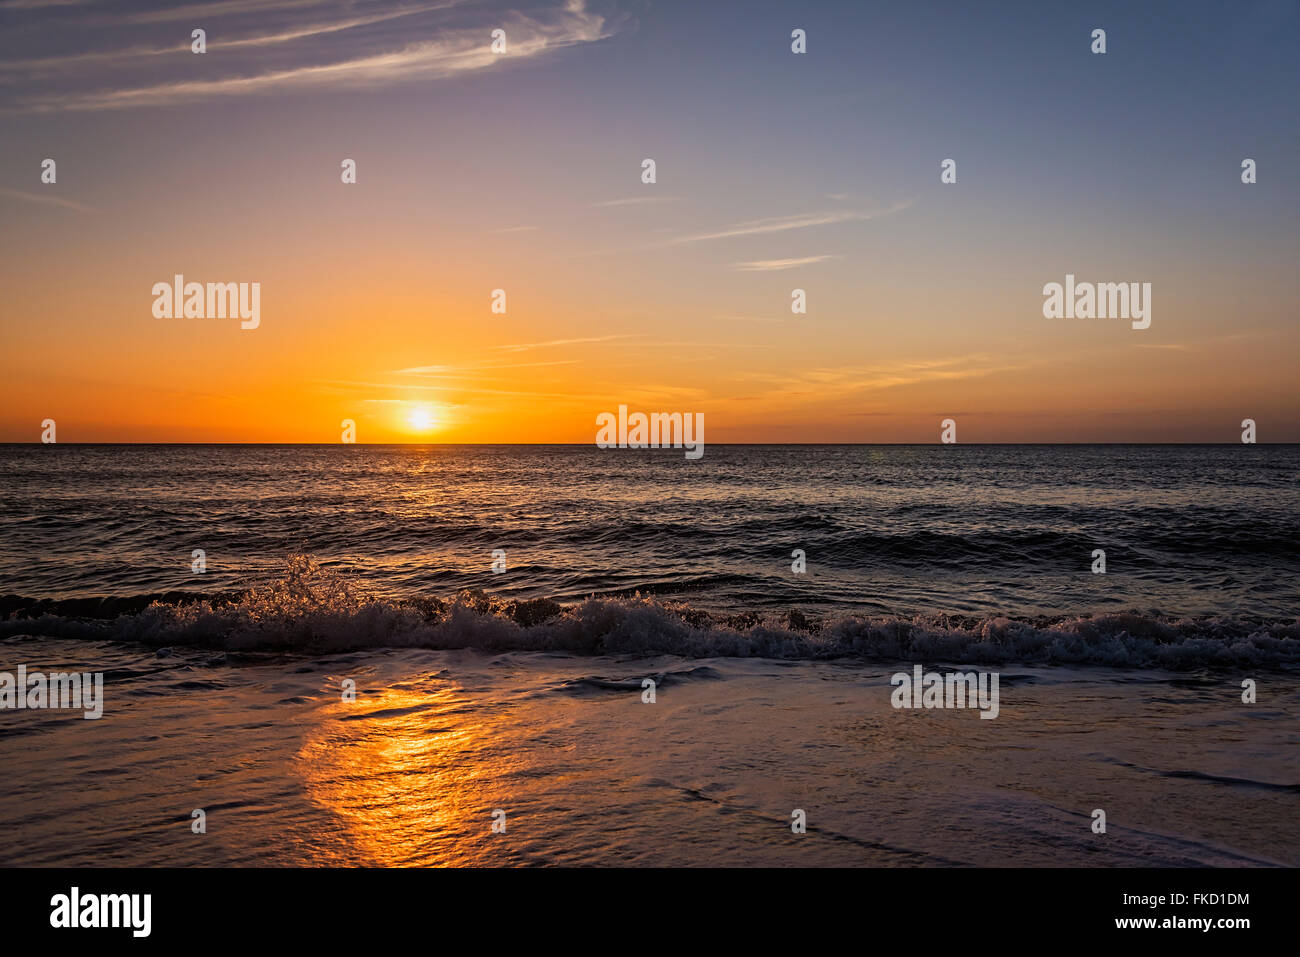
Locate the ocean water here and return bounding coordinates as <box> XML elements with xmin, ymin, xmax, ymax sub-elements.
<box><xmin>2</xmin><ymin>444</ymin><xmax>1298</xmax><ymax>665</ymax></box>
<box><xmin>1</xmin><ymin>445</ymin><xmax>1297</xmax><ymax>866</ymax></box>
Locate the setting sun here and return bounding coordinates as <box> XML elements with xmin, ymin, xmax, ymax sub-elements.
<box><xmin>405</xmin><ymin>406</ymin><xmax>438</xmax><ymax>433</ymax></box>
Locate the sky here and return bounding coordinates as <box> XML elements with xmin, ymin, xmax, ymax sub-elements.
<box><xmin>1</xmin><ymin>0</ymin><xmax>1297</xmax><ymax>443</ymax></box>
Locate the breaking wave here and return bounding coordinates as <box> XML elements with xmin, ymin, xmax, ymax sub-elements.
<box><xmin>2</xmin><ymin>556</ymin><xmax>1297</xmax><ymax>670</ymax></box>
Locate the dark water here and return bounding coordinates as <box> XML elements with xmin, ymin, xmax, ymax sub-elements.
<box><xmin>1</xmin><ymin>444</ymin><xmax>1297</xmax><ymax>667</ymax></box>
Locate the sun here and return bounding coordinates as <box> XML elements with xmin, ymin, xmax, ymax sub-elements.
<box><xmin>405</xmin><ymin>405</ymin><xmax>439</xmax><ymax>433</ymax></box>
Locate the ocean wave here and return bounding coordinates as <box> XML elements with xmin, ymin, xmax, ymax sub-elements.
<box><xmin>1</xmin><ymin>556</ymin><xmax>1297</xmax><ymax>669</ymax></box>
<box><xmin>548</xmin><ymin>665</ymin><xmax>725</xmax><ymax>697</ymax></box>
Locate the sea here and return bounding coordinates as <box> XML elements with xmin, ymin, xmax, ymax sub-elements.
<box><xmin>1</xmin><ymin>444</ymin><xmax>1296</xmax><ymax>866</ymax></box>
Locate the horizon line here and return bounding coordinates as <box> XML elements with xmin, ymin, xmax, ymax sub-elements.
<box><xmin>4</xmin><ymin>442</ymin><xmax>1295</xmax><ymax>448</ymax></box>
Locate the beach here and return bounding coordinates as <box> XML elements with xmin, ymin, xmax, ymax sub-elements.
<box><xmin>1</xmin><ymin>636</ymin><xmax>1294</xmax><ymax>867</ymax></box>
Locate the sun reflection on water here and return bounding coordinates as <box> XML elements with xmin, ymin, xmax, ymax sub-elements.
<box><xmin>295</xmin><ymin>682</ymin><xmax>516</xmax><ymax>866</ymax></box>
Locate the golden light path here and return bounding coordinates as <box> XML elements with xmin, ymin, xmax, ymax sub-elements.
<box><xmin>295</xmin><ymin>683</ymin><xmax>518</xmax><ymax>866</ymax></box>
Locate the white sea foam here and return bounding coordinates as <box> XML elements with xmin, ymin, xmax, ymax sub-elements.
<box><xmin>3</xmin><ymin>557</ymin><xmax>1296</xmax><ymax>669</ymax></box>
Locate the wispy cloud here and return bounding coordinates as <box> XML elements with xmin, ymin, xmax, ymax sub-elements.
<box><xmin>659</xmin><ymin>201</ymin><xmax>912</xmax><ymax>246</ymax></box>
<box><xmin>0</xmin><ymin>187</ymin><xmax>96</xmax><ymax>213</ymax></box>
<box><xmin>318</xmin><ymin>377</ymin><xmax>596</xmax><ymax>400</ymax></box>
<box><xmin>592</xmin><ymin>195</ymin><xmax>678</xmax><ymax>208</ymax></box>
<box><xmin>0</xmin><ymin>4</ymin><xmax>458</xmax><ymax>73</ymax></box>
<box><xmin>489</xmin><ymin>334</ymin><xmax>639</xmax><ymax>353</ymax></box>
<box><xmin>726</xmin><ymin>354</ymin><xmax>1032</xmax><ymax>403</ymax></box>
<box><xmin>1131</xmin><ymin>331</ymin><xmax>1277</xmax><ymax>352</ymax></box>
<box><xmin>395</xmin><ymin>359</ymin><xmax>579</xmax><ymax>376</ymax></box>
<box><xmin>5</xmin><ymin>0</ymin><xmax>630</xmax><ymax>113</ymax></box>
<box><xmin>730</xmin><ymin>255</ymin><xmax>835</xmax><ymax>272</ymax></box>
<box><xmin>120</xmin><ymin>0</ymin><xmax>356</xmax><ymax>25</ymax></box>
<box><xmin>0</xmin><ymin>42</ymin><xmax>184</xmax><ymax>73</ymax></box>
